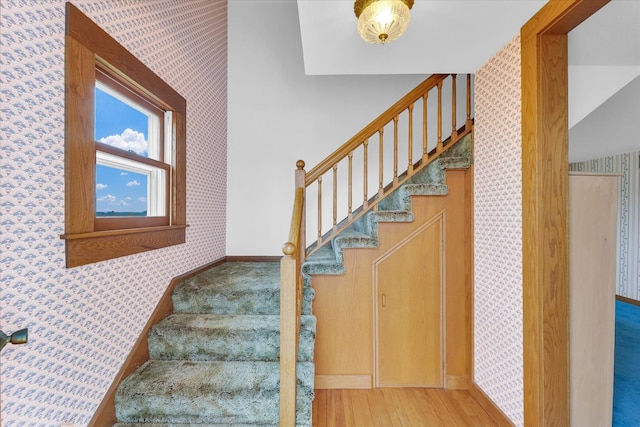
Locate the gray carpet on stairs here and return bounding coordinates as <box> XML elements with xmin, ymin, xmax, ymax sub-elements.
<box><xmin>114</xmin><ymin>262</ymin><xmax>315</xmax><ymax>427</ymax></box>
<box><xmin>303</xmin><ymin>133</ymin><xmax>472</xmax><ymax>276</ymax></box>
<box><xmin>113</xmin><ymin>134</ymin><xmax>471</xmax><ymax>426</ymax></box>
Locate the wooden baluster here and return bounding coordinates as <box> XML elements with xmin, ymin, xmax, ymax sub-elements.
<box><xmin>437</xmin><ymin>81</ymin><xmax>443</xmax><ymax>153</ymax></box>
<box><xmin>451</xmin><ymin>74</ymin><xmax>458</xmax><ymax>140</ymax></box>
<box><xmin>378</xmin><ymin>128</ymin><xmax>384</xmax><ymax>199</ymax></box>
<box><xmin>295</xmin><ymin>160</ymin><xmax>306</xmax><ymax>266</ymax></box>
<box><xmin>363</xmin><ymin>139</ymin><xmax>369</xmax><ymax>208</ymax></box>
<box><xmin>466</xmin><ymin>74</ymin><xmax>472</xmax><ymax>130</ymax></box>
<box><xmin>348</xmin><ymin>152</ymin><xmax>353</xmax><ymax>221</ymax></box>
<box><xmin>423</xmin><ymin>93</ymin><xmax>428</xmax><ymax>162</ymax></box>
<box><xmin>393</xmin><ymin>116</ymin><xmax>398</xmax><ymax>185</ymax></box>
<box><xmin>317</xmin><ymin>176</ymin><xmax>322</xmax><ymax>245</ymax></box>
<box><xmin>332</xmin><ymin>165</ymin><xmax>338</xmax><ymax>233</ymax></box>
<box><xmin>408</xmin><ymin>104</ymin><xmax>414</xmax><ymax>174</ymax></box>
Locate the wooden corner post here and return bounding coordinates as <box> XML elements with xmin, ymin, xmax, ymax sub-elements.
<box><xmin>521</xmin><ymin>1</ymin><xmax>609</xmax><ymax>425</ymax></box>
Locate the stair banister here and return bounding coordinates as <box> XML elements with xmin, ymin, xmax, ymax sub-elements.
<box><xmin>278</xmin><ymin>73</ymin><xmax>473</xmax><ymax>423</ymax></box>
<box><xmin>280</xmin><ymin>161</ymin><xmax>306</xmax><ymax>426</ymax></box>
<box><xmin>305</xmin><ymin>74</ymin><xmax>448</xmax><ymax>185</ymax></box>
<box><xmin>304</xmin><ymin>73</ymin><xmax>472</xmax><ymax>255</ymax></box>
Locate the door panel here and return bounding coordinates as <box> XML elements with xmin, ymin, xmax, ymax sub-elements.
<box><xmin>375</xmin><ymin>214</ymin><xmax>443</xmax><ymax>387</ymax></box>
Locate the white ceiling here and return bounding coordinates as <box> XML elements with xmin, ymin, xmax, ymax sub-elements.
<box><xmin>297</xmin><ymin>0</ymin><xmax>640</xmax><ymax>161</ymax></box>
<box><xmin>297</xmin><ymin>0</ymin><xmax>546</xmax><ymax>75</ymax></box>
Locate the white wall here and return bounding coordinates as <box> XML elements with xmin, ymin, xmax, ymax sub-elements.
<box><xmin>0</xmin><ymin>1</ymin><xmax>227</xmax><ymax>424</ymax></box>
<box><xmin>227</xmin><ymin>0</ymin><xmax>427</xmax><ymax>256</ymax></box>
<box><xmin>569</xmin><ymin>75</ymin><xmax>640</xmax><ymax>162</ymax></box>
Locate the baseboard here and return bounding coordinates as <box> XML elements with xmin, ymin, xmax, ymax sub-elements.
<box><xmin>445</xmin><ymin>375</ymin><xmax>468</xmax><ymax>390</ymax></box>
<box><xmin>468</xmin><ymin>382</ymin><xmax>515</xmax><ymax>427</ymax></box>
<box><xmin>88</xmin><ymin>256</ymin><xmax>227</xmax><ymax>426</ymax></box>
<box><xmin>315</xmin><ymin>375</ymin><xmax>372</xmax><ymax>389</ymax></box>
<box><xmin>226</xmin><ymin>255</ymin><xmax>282</xmax><ymax>262</ymax></box>
<box><xmin>616</xmin><ymin>295</ymin><xmax>640</xmax><ymax>306</ymax></box>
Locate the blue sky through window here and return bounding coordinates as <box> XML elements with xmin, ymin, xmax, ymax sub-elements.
<box><xmin>95</xmin><ymin>87</ymin><xmax>150</xmax><ymax>215</ymax></box>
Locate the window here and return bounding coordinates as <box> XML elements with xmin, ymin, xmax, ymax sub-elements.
<box><xmin>62</xmin><ymin>2</ymin><xmax>186</xmax><ymax>267</ymax></box>
<box><xmin>93</xmin><ymin>69</ymin><xmax>169</xmax><ymax>229</ymax></box>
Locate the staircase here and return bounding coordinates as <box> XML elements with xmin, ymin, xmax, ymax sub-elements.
<box><xmin>303</xmin><ymin>133</ymin><xmax>472</xmax><ymax>276</ymax></box>
<box><xmin>112</xmin><ymin>73</ymin><xmax>472</xmax><ymax>425</ymax></box>
<box><xmin>113</xmin><ymin>262</ymin><xmax>316</xmax><ymax>426</ymax></box>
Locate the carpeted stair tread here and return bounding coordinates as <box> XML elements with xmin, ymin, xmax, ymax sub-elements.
<box><xmin>115</xmin><ymin>360</ymin><xmax>314</xmax><ymax>425</ymax></box>
<box><xmin>302</xmin><ymin>244</ymin><xmax>345</xmax><ymax>275</ymax></box>
<box><xmin>149</xmin><ymin>313</ymin><xmax>315</xmax><ymax>362</ymax></box>
<box><xmin>172</xmin><ymin>262</ymin><xmax>314</xmax><ymax>316</ymax></box>
<box><xmin>173</xmin><ymin>262</ymin><xmax>280</xmax><ymax>315</ymax></box>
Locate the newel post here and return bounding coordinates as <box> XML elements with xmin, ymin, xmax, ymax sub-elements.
<box><xmin>279</xmin><ymin>160</ymin><xmax>307</xmax><ymax>427</ymax></box>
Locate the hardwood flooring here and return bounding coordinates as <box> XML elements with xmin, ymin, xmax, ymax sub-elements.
<box><xmin>313</xmin><ymin>388</ymin><xmax>498</xmax><ymax>426</ymax></box>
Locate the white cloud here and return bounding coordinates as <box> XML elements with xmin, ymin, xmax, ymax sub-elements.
<box><xmin>99</xmin><ymin>128</ymin><xmax>148</xmax><ymax>156</ymax></box>
<box><xmin>126</xmin><ymin>180</ymin><xmax>141</xmax><ymax>187</ymax></box>
<box><xmin>96</xmin><ymin>183</ymin><xmax>108</xmax><ymax>190</ymax></box>
<box><xmin>120</xmin><ymin>172</ymin><xmax>128</xmax><ymax>176</ymax></box>
<box><xmin>125</xmin><ymin>197</ymin><xmax>132</xmax><ymax>200</ymax></box>
<box><xmin>138</xmin><ymin>197</ymin><xmax>147</xmax><ymax>203</ymax></box>
<box><xmin>97</xmin><ymin>194</ymin><xmax>117</xmax><ymax>203</ymax></box>
<box><xmin>119</xmin><ymin>200</ymin><xmax>129</xmax><ymax>206</ymax></box>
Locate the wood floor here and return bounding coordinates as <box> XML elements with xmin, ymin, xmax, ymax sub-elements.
<box><xmin>313</xmin><ymin>388</ymin><xmax>498</xmax><ymax>426</ymax></box>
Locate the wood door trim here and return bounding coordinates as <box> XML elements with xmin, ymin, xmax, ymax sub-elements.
<box><xmin>521</xmin><ymin>1</ymin><xmax>609</xmax><ymax>425</ymax></box>
<box><xmin>373</xmin><ymin>211</ymin><xmax>445</xmax><ymax>388</ymax></box>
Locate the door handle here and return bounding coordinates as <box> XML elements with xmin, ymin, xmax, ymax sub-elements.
<box><xmin>381</xmin><ymin>294</ymin><xmax>386</xmax><ymax>307</ymax></box>
<box><xmin>0</xmin><ymin>328</ymin><xmax>28</xmax><ymax>352</ymax></box>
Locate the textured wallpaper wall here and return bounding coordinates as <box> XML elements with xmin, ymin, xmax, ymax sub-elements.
<box><xmin>570</xmin><ymin>151</ymin><xmax>640</xmax><ymax>300</ymax></box>
<box><xmin>0</xmin><ymin>1</ymin><xmax>227</xmax><ymax>425</ymax></box>
<box><xmin>473</xmin><ymin>36</ymin><xmax>524</xmax><ymax>426</ymax></box>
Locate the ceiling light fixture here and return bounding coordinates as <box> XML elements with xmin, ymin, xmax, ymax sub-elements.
<box><xmin>354</xmin><ymin>0</ymin><xmax>414</xmax><ymax>44</ymax></box>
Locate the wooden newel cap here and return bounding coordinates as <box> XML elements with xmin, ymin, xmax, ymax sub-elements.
<box><xmin>296</xmin><ymin>160</ymin><xmax>305</xmax><ymax>170</ymax></box>
<box><xmin>282</xmin><ymin>242</ymin><xmax>297</xmax><ymax>255</ymax></box>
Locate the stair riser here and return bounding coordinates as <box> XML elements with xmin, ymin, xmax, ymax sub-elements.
<box><xmin>172</xmin><ymin>287</ymin><xmax>315</xmax><ymax>316</ymax></box>
<box><xmin>116</xmin><ymin>390</ymin><xmax>313</xmax><ymax>425</ymax></box>
<box><xmin>116</xmin><ymin>348</ymin><xmax>314</xmax><ymax>426</ymax></box>
<box><xmin>173</xmin><ymin>288</ymin><xmax>280</xmax><ymax>315</ymax></box>
<box><xmin>148</xmin><ymin>323</ymin><xmax>315</xmax><ymax>362</ymax></box>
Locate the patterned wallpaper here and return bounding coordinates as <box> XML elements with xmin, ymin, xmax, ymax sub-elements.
<box><xmin>473</xmin><ymin>36</ymin><xmax>524</xmax><ymax>426</ymax></box>
<box><xmin>570</xmin><ymin>151</ymin><xmax>640</xmax><ymax>300</ymax></box>
<box><xmin>0</xmin><ymin>1</ymin><xmax>227</xmax><ymax>425</ymax></box>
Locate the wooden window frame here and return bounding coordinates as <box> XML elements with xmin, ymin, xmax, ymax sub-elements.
<box><xmin>62</xmin><ymin>2</ymin><xmax>187</xmax><ymax>268</ymax></box>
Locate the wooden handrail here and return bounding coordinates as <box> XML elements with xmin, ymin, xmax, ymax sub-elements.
<box><xmin>282</xmin><ymin>187</ymin><xmax>304</xmax><ymax>256</ymax></box>
<box><xmin>306</xmin><ymin>74</ymin><xmax>448</xmax><ymax>184</ymax></box>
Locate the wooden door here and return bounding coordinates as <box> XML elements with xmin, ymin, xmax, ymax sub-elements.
<box><xmin>374</xmin><ymin>214</ymin><xmax>443</xmax><ymax>387</ymax></box>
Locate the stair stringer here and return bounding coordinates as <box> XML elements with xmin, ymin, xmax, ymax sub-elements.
<box><xmin>303</xmin><ymin>133</ymin><xmax>472</xmax><ymax>276</ymax></box>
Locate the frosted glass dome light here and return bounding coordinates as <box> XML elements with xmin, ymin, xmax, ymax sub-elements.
<box><xmin>354</xmin><ymin>0</ymin><xmax>414</xmax><ymax>44</ymax></box>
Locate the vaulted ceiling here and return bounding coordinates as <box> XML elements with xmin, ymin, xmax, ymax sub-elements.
<box><xmin>297</xmin><ymin>0</ymin><xmax>640</xmax><ymax>161</ymax></box>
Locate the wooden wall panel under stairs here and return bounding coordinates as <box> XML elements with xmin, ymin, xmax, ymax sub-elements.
<box><xmin>312</xmin><ymin>168</ymin><xmax>472</xmax><ymax>390</ymax></box>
